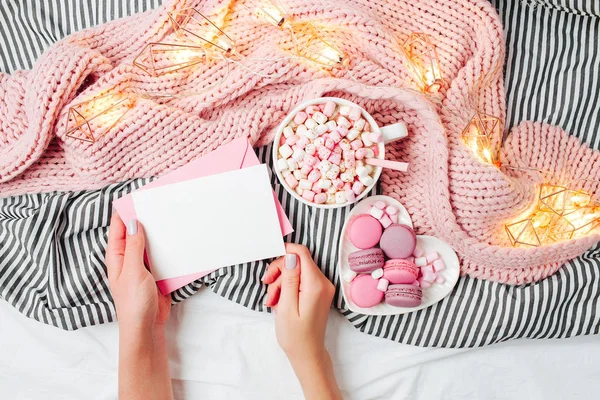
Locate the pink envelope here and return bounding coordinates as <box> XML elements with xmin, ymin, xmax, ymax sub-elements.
<box><xmin>112</xmin><ymin>138</ymin><xmax>293</xmax><ymax>294</ymax></box>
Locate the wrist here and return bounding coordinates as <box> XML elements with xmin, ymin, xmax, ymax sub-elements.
<box><xmin>288</xmin><ymin>349</ymin><xmax>341</xmax><ymax>399</ymax></box>
<box><xmin>119</xmin><ymin>321</ymin><xmax>166</xmax><ymax>350</ymax></box>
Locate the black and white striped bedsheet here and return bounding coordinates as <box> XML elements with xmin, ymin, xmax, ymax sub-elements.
<box><xmin>1</xmin><ymin>0</ymin><xmax>599</xmax><ymax>346</ymax></box>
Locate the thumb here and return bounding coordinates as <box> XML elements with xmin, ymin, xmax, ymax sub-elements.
<box><xmin>278</xmin><ymin>253</ymin><xmax>300</xmax><ymax>315</ymax></box>
<box><xmin>123</xmin><ymin>219</ymin><xmax>146</xmax><ymax>271</ymax></box>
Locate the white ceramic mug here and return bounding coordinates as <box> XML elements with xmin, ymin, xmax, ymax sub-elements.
<box><xmin>272</xmin><ymin>97</ymin><xmax>407</xmax><ymax>209</ymax></box>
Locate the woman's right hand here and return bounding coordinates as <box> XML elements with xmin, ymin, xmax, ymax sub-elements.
<box><xmin>262</xmin><ymin>244</ymin><xmax>342</xmax><ymax>399</ymax></box>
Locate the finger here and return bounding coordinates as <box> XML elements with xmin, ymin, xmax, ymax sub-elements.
<box><xmin>284</xmin><ymin>243</ymin><xmax>323</xmax><ymax>284</ymax></box>
<box><xmin>265</xmin><ymin>276</ymin><xmax>281</xmax><ymax>307</ymax></box>
<box><xmin>278</xmin><ymin>253</ymin><xmax>300</xmax><ymax>315</ymax></box>
<box><xmin>106</xmin><ymin>211</ymin><xmax>126</xmax><ymax>282</ymax></box>
<box><xmin>262</xmin><ymin>258</ymin><xmax>283</xmax><ymax>284</ymax></box>
<box><xmin>123</xmin><ymin>219</ymin><xmax>146</xmax><ymax>272</ymax></box>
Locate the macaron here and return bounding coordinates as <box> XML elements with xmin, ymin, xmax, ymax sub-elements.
<box><xmin>385</xmin><ymin>284</ymin><xmax>422</xmax><ymax>307</ymax></box>
<box><xmin>383</xmin><ymin>259</ymin><xmax>419</xmax><ymax>284</ymax></box>
<box><xmin>348</xmin><ymin>214</ymin><xmax>383</xmax><ymax>249</ymax></box>
<box><xmin>348</xmin><ymin>248</ymin><xmax>385</xmax><ymax>273</ymax></box>
<box><xmin>350</xmin><ymin>274</ymin><xmax>384</xmax><ymax>308</ymax></box>
<box><xmin>379</xmin><ymin>224</ymin><xmax>416</xmax><ymax>259</ymax></box>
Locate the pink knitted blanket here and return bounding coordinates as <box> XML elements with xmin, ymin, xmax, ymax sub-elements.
<box><xmin>1</xmin><ymin>0</ymin><xmax>598</xmax><ymax>284</ymax></box>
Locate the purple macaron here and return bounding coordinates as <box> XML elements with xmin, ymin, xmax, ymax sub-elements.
<box><xmin>348</xmin><ymin>248</ymin><xmax>385</xmax><ymax>273</ymax></box>
<box><xmin>385</xmin><ymin>284</ymin><xmax>422</xmax><ymax>307</ymax></box>
<box><xmin>379</xmin><ymin>224</ymin><xmax>416</xmax><ymax>259</ymax></box>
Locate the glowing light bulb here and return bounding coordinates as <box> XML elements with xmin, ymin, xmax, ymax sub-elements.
<box><xmin>255</xmin><ymin>1</ymin><xmax>286</xmax><ymax>26</ymax></box>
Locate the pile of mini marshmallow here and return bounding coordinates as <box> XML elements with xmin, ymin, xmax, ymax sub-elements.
<box><xmin>277</xmin><ymin>101</ymin><xmax>383</xmax><ymax>205</ymax></box>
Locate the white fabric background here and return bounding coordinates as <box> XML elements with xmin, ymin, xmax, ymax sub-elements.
<box><xmin>1</xmin><ymin>289</ymin><xmax>599</xmax><ymax>399</ymax></box>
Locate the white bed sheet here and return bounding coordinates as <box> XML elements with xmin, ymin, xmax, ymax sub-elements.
<box><xmin>1</xmin><ymin>289</ymin><xmax>599</xmax><ymax>400</ymax></box>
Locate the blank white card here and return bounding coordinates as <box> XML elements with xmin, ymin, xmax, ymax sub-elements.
<box><xmin>133</xmin><ymin>164</ymin><xmax>286</xmax><ymax>281</ymax></box>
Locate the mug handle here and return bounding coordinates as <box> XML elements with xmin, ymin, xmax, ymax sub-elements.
<box><xmin>380</xmin><ymin>122</ymin><xmax>408</xmax><ymax>144</ymax></box>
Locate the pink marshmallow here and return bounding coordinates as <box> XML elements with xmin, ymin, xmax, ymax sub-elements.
<box><xmin>337</xmin><ymin>116</ymin><xmax>351</xmax><ymax>129</ymax></box>
<box><xmin>328</xmin><ymin>153</ymin><xmax>342</xmax><ymax>165</ymax></box>
<box><xmin>287</xmin><ymin>135</ymin><xmax>299</xmax><ymax>146</ymax></box>
<box><xmin>436</xmin><ymin>275</ymin><xmax>446</xmax><ymax>284</ymax></box>
<box><xmin>421</xmin><ymin>265</ymin><xmax>435</xmax><ymax>275</ymax></box>
<box><xmin>355</xmin><ymin>148</ymin><xmax>367</xmax><ymax>159</ymax></box>
<box><xmin>311</xmin><ymin>182</ymin><xmax>322</xmax><ymax>193</ymax></box>
<box><xmin>345</xmin><ymin>189</ymin><xmax>356</xmax><ymax>202</ymax></box>
<box><xmin>332</xmin><ymin>178</ymin><xmax>344</xmax><ymax>189</ymax></box>
<box><xmin>343</xmin><ymin>182</ymin><xmax>352</xmax><ymax>191</ymax></box>
<box><xmin>345</xmin><ymin>158</ymin><xmax>356</xmax><ymax>169</ymax></box>
<box><xmin>380</xmin><ymin>215</ymin><xmax>392</xmax><ymax>228</ymax></box>
<box><xmin>304</xmin><ymin>154</ymin><xmax>318</xmax><ymax>167</ymax></box>
<box><xmin>339</xmin><ymin>139</ymin><xmax>351</xmax><ymax>151</ymax></box>
<box><xmin>317</xmin><ymin>146</ymin><xmax>332</xmax><ymax>160</ymax></box>
<box><xmin>306</xmin><ymin>105</ymin><xmax>320</xmax><ymax>115</ymax></box>
<box><xmin>371</xmin><ymin>145</ymin><xmax>380</xmax><ymax>157</ymax></box>
<box><xmin>423</xmin><ymin>272</ymin><xmax>436</xmax><ymax>283</ymax></box>
<box><xmin>370</xmin><ymin>132</ymin><xmax>383</xmax><ymax>143</ymax></box>
<box><xmin>285</xmin><ymin>174</ymin><xmax>298</xmax><ymax>189</ymax></box>
<box><xmin>296</xmin><ymin>136</ymin><xmax>309</xmax><ymax>149</ymax></box>
<box><xmin>350</xmin><ymin>139</ymin><xmax>363</xmax><ymax>150</ymax></box>
<box><xmin>314</xmin><ymin>192</ymin><xmax>327</xmax><ymax>204</ymax></box>
<box><xmin>325</xmin><ymin>139</ymin><xmax>335</xmax><ymax>150</ymax></box>
<box><xmin>348</xmin><ymin>107</ymin><xmax>362</xmax><ymax>121</ymax></box>
<box><xmin>352</xmin><ymin>181</ymin><xmax>364</xmax><ymax>195</ymax></box>
<box><xmin>308</xmin><ymin>169</ymin><xmax>322</xmax><ymax>182</ymax></box>
<box><xmin>426</xmin><ymin>252</ymin><xmax>439</xmax><ymax>263</ymax></box>
<box><xmin>374</xmin><ymin>201</ymin><xmax>386</xmax><ymax>209</ymax></box>
<box><xmin>386</xmin><ymin>205</ymin><xmax>399</xmax><ymax>215</ymax></box>
<box><xmin>336</xmin><ymin>127</ymin><xmax>349</xmax><ymax>137</ymax></box>
<box><xmin>433</xmin><ymin>259</ymin><xmax>446</xmax><ymax>272</ymax></box>
<box><xmin>377</xmin><ymin>278</ymin><xmax>389</xmax><ymax>292</ymax></box>
<box><xmin>302</xmin><ymin>190</ymin><xmax>316</xmax><ymax>202</ymax></box>
<box><xmin>413</xmin><ymin>245</ymin><xmax>425</xmax><ymax>258</ymax></box>
<box><xmin>300</xmin><ymin>164</ymin><xmax>312</xmax><ymax>175</ymax></box>
<box><xmin>294</xmin><ymin>111</ymin><xmax>307</xmax><ymax>125</ymax></box>
<box><xmin>329</xmin><ymin>130</ymin><xmax>342</xmax><ymax>143</ymax></box>
<box><xmin>323</xmin><ymin>101</ymin><xmax>336</xmax><ymax>117</ymax></box>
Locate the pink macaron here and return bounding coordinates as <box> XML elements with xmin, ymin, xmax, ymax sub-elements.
<box><xmin>383</xmin><ymin>259</ymin><xmax>419</xmax><ymax>284</ymax></box>
<box><xmin>385</xmin><ymin>284</ymin><xmax>422</xmax><ymax>307</ymax></box>
<box><xmin>348</xmin><ymin>214</ymin><xmax>383</xmax><ymax>249</ymax></box>
<box><xmin>348</xmin><ymin>248</ymin><xmax>385</xmax><ymax>273</ymax></box>
<box><xmin>350</xmin><ymin>274</ymin><xmax>384</xmax><ymax>308</ymax></box>
<box><xmin>379</xmin><ymin>224</ymin><xmax>416</xmax><ymax>259</ymax></box>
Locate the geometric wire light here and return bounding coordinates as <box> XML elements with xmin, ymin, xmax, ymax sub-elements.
<box><xmin>291</xmin><ymin>21</ymin><xmax>345</xmax><ymax>69</ymax></box>
<box><xmin>505</xmin><ymin>184</ymin><xmax>600</xmax><ymax>247</ymax></box>
<box><xmin>244</xmin><ymin>0</ymin><xmax>287</xmax><ymax>27</ymax></box>
<box><xmin>65</xmin><ymin>92</ymin><xmax>136</xmax><ymax>143</ymax></box>
<box><xmin>133</xmin><ymin>42</ymin><xmax>207</xmax><ymax>76</ymax></box>
<box><xmin>461</xmin><ymin>111</ymin><xmax>502</xmax><ymax>166</ymax></box>
<box><xmin>400</xmin><ymin>32</ymin><xmax>444</xmax><ymax>93</ymax></box>
<box><xmin>168</xmin><ymin>8</ymin><xmax>235</xmax><ymax>53</ymax></box>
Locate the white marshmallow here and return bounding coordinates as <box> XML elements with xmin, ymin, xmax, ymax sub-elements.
<box><xmin>318</xmin><ymin>160</ymin><xmax>332</xmax><ymax>173</ymax></box>
<box><xmin>283</xmin><ymin>126</ymin><xmax>294</xmax><ymax>138</ymax></box>
<box><xmin>369</xmin><ymin>206</ymin><xmax>384</xmax><ymax>220</ymax></box>
<box><xmin>325</xmin><ymin>120</ymin><xmax>337</xmax><ymax>131</ymax></box>
<box><xmin>340</xmin><ymin>171</ymin><xmax>354</xmax><ymax>183</ymax></box>
<box><xmin>277</xmin><ymin>158</ymin><xmax>289</xmax><ymax>171</ymax></box>
<box><xmin>371</xmin><ymin>268</ymin><xmax>384</xmax><ymax>279</ymax></box>
<box><xmin>353</xmin><ymin>118</ymin><xmax>366</xmax><ymax>131</ymax></box>
<box><xmin>325</xmin><ymin>165</ymin><xmax>340</xmax><ymax>180</ymax></box>
<box><xmin>335</xmin><ymin>192</ymin><xmax>346</xmax><ymax>204</ymax></box>
<box><xmin>415</xmin><ymin>257</ymin><xmax>428</xmax><ymax>267</ymax></box>
<box><xmin>361</xmin><ymin>132</ymin><xmax>373</xmax><ymax>146</ymax></box>
<box><xmin>305</xmin><ymin>143</ymin><xmax>316</xmax><ymax>155</ymax></box>
<box><xmin>299</xmin><ymin>179</ymin><xmax>312</xmax><ymax>190</ymax></box>
<box><xmin>292</xmin><ymin>148</ymin><xmax>305</xmax><ymax>162</ymax></box>
<box><xmin>317</xmin><ymin>179</ymin><xmax>332</xmax><ymax>189</ymax></box>
<box><xmin>305</xmin><ymin>130</ymin><xmax>317</xmax><ymax>140</ymax></box>
<box><xmin>365</xmin><ymin>149</ymin><xmax>375</xmax><ymax>158</ymax></box>
<box><xmin>296</xmin><ymin>124</ymin><xmax>308</xmax><ymax>136</ymax></box>
<box><xmin>287</xmin><ymin>159</ymin><xmax>298</xmax><ymax>171</ymax></box>
<box><xmin>346</xmin><ymin>128</ymin><xmax>361</xmax><ymax>141</ymax></box>
<box><xmin>359</xmin><ymin>175</ymin><xmax>374</xmax><ymax>186</ymax></box>
<box><xmin>356</xmin><ymin>165</ymin><xmax>369</xmax><ymax>177</ymax></box>
<box><xmin>305</xmin><ymin>118</ymin><xmax>317</xmax><ymax>129</ymax></box>
<box><xmin>279</xmin><ymin>144</ymin><xmax>293</xmax><ymax>159</ymax></box>
<box><xmin>377</xmin><ymin>278</ymin><xmax>389</xmax><ymax>292</ymax></box>
<box><xmin>313</xmin><ymin>111</ymin><xmax>328</xmax><ymax>124</ymax></box>
<box><xmin>293</xmin><ymin>170</ymin><xmax>306</xmax><ymax>180</ymax></box>
<box><xmin>314</xmin><ymin>125</ymin><xmax>328</xmax><ymax>136</ymax></box>
<box><xmin>342</xmin><ymin>269</ymin><xmax>357</xmax><ymax>282</ymax></box>
<box><xmin>339</xmin><ymin>105</ymin><xmax>351</xmax><ymax>116</ymax></box>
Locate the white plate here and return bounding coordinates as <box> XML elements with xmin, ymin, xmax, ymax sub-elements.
<box><xmin>338</xmin><ymin>196</ymin><xmax>460</xmax><ymax>315</ymax></box>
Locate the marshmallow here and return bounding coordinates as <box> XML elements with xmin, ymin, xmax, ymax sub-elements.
<box><xmin>323</xmin><ymin>101</ymin><xmax>336</xmax><ymax>117</ymax></box>
<box><xmin>339</xmin><ymin>139</ymin><xmax>351</xmax><ymax>151</ymax></box>
<box><xmin>346</xmin><ymin>128</ymin><xmax>361</xmax><ymax>141</ymax></box>
<box><xmin>353</xmin><ymin>118</ymin><xmax>366</xmax><ymax>131</ymax></box>
<box><xmin>348</xmin><ymin>106</ymin><xmax>362</xmax><ymax>121</ymax></box>
<box><xmin>277</xmin><ymin>158</ymin><xmax>289</xmax><ymax>171</ymax></box>
<box><xmin>377</xmin><ymin>278</ymin><xmax>389</xmax><ymax>292</ymax></box>
<box><xmin>375</xmin><ymin>201</ymin><xmax>386</xmax><ymax>209</ymax></box>
<box><xmin>359</xmin><ymin>175</ymin><xmax>374</xmax><ymax>187</ymax></box>
<box><xmin>308</xmin><ymin>169</ymin><xmax>321</xmax><ymax>182</ymax></box>
<box><xmin>317</xmin><ymin>146</ymin><xmax>332</xmax><ymax>161</ymax></box>
<box><xmin>305</xmin><ymin>129</ymin><xmax>317</xmax><ymax>140</ymax></box>
<box><xmin>388</xmin><ymin>213</ymin><xmax>399</xmax><ymax>223</ymax></box>
<box><xmin>299</xmin><ymin>179</ymin><xmax>312</xmax><ymax>190</ymax></box>
<box><xmin>332</xmin><ymin>178</ymin><xmax>344</xmax><ymax>189</ymax></box>
<box><xmin>426</xmin><ymin>252</ymin><xmax>439</xmax><ymax>263</ymax></box>
<box><xmin>283</xmin><ymin>126</ymin><xmax>294</xmax><ymax>138</ymax></box>
<box><xmin>295</xmin><ymin>187</ymin><xmax>304</xmax><ymax>196</ymax></box>
<box><xmin>352</xmin><ymin>181</ymin><xmax>364</xmax><ymax>195</ymax></box>
<box><xmin>306</xmin><ymin>105</ymin><xmax>320</xmax><ymax>114</ymax></box>
<box><xmin>294</xmin><ymin>111</ymin><xmax>308</xmax><ymax>125</ymax></box>
<box><xmin>314</xmin><ymin>192</ymin><xmax>328</xmax><ymax>204</ymax></box>
<box><xmin>371</xmin><ymin>268</ymin><xmax>384</xmax><ymax>279</ymax></box>
<box><xmin>317</xmin><ymin>179</ymin><xmax>332</xmax><ymax>189</ymax></box>
<box><xmin>413</xmin><ymin>279</ymin><xmax>420</xmax><ymax>287</ymax></box>
<box><xmin>335</xmin><ymin>191</ymin><xmax>346</xmax><ymax>204</ymax></box>
<box><xmin>433</xmin><ymin>259</ymin><xmax>446</xmax><ymax>272</ymax></box>
<box><xmin>339</xmin><ymin>105</ymin><xmax>351</xmax><ymax>116</ymax></box>
<box><xmin>313</xmin><ymin>111</ymin><xmax>328</xmax><ymax>124</ymax></box>
<box><xmin>292</xmin><ymin>148</ymin><xmax>305</xmax><ymax>162</ymax></box>
<box><xmin>419</xmin><ymin>278</ymin><xmax>432</xmax><ymax>289</ymax></box>
<box><xmin>296</xmin><ymin>124</ymin><xmax>308</xmax><ymax>136</ymax></box>
<box><xmin>337</xmin><ymin>116</ymin><xmax>351</xmax><ymax>129</ymax></box>
<box><xmin>386</xmin><ymin>206</ymin><xmax>399</xmax><ymax>215</ymax></box>
<box><xmin>305</xmin><ymin>118</ymin><xmax>317</xmax><ymax>129</ymax></box>
<box><xmin>329</xmin><ymin>130</ymin><xmax>342</xmax><ymax>143</ymax></box>
<box><xmin>340</xmin><ymin>171</ymin><xmax>354</xmax><ymax>183</ymax></box>
<box><xmin>279</xmin><ymin>144</ymin><xmax>293</xmax><ymax>159</ymax></box>
<box><xmin>423</xmin><ymin>272</ymin><xmax>436</xmax><ymax>283</ymax></box>
<box><xmin>318</xmin><ymin>160</ymin><xmax>332</xmax><ymax>173</ymax></box>
<box><xmin>370</xmin><ymin>132</ymin><xmax>383</xmax><ymax>143</ymax></box>
<box><xmin>369</xmin><ymin>206</ymin><xmax>384</xmax><ymax>219</ymax></box>
<box><xmin>328</xmin><ymin>152</ymin><xmax>342</xmax><ymax>165</ymax></box>
<box><xmin>287</xmin><ymin>159</ymin><xmax>298</xmax><ymax>171</ymax></box>
<box><xmin>345</xmin><ymin>189</ymin><xmax>356</xmax><ymax>202</ymax></box>
<box><xmin>325</xmin><ymin>138</ymin><xmax>335</xmax><ymax>150</ymax></box>
<box><xmin>293</xmin><ymin>170</ymin><xmax>306</xmax><ymax>180</ymax></box>
<box><xmin>302</xmin><ymin>190</ymin><xmax>316</xmax><ymax>202</ymax></box>
<box><xmin>285</xmin><ymin>174</ymin><xmax>298</xmax><ymax>189</ymax></box>
<box><xmin>364</xmin><ymin>148</ymin><xmax>375</xmax><ymax>158</ymax></box>
<box><xmin>436</xmin><ymin>275</ymin><xmax>446</xmax><ymax>284</ymax></box>
<box><xmin>356</xmin><ymin>165</ymin><xmax>369</xmax><ymax>177</ymax></box>
<box><xmin>421</xmin><ymin>265</ymin><xmax>435</xmax><ymax>275</ymax></box>
<box><xmin>380</xmin><ymin>215</ymin><xmax>392</xmax><ymax>228</ymax></box>
<box><xmin>371</xmin><ymin>145</ymin><xmax>380</xmax><ymax>157</ymax></box>
<box><xmin>415</xmin><ymin>257</ymin><xmax>428</xmax><ymax>267</ymax></box>
<box><xmin>304</xmin><ymin>144</ymin><xmax>317</xmax><ymax>156</ymax></box>
<box><xmin>342</xmin><ymin>268</ymin><xmax>357</xmax><ymax>282</ymax></box>
<box><xmin>336</xmin><ymin>126</ymin><xmax>349</xmax><ymax>137</ymax></box>
<box><xmin>296</xmin><ymin>136</ymin><xmax>309</xmax><ymax>149</ymax></box>
<box><xmin>326</xmin><ymin>120</ymin><xmax>337</xmax><ymax>132</ymax></box>
<box><xmin>282</xmin><ymin>170</ymin><xmax>291</xmax><ymax>178</ymax></box>
<box><xmin>325</xmin><ymin>165</ymin><xmax>340</xmax><ymax>180</ymax></box>
<box><xmin>355</xmin><ymin>148</ymin><xmax>367</xmax><ymax>160</ymax></box>
<box><xmin>413</xmin><ymin>245</ymin><xmax>425</xmax><ymax>258</ymax></box>
<box><xmin>314</xmin><ymin>124</ymin><xmax>328</xmax><ymax>136</ymax></box>
<box><xmin>361</xmin><ymin>132</ymin><xmax>373</xmax><ymax>146</ymax></box>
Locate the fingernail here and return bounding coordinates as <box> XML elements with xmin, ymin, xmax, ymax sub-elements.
<box><xmin>285</xmin><ymin>254</ymin><xmax>297</xmax><ymax>270</ymax></box>
<box><xmin>127</xmin><ymin>219</ymin><xmax>138</xmax><ymax>235</ymax></box>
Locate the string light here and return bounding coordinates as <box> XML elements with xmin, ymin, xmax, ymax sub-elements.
<box><xmin>245</xmin><ymin>0</ymin><xmax>287</xmax><ymax>27</ymax></box>
<box><xmin>400</xmin><ymin>32</ymin><xmax>444</xmax><ymax>93</ymax></box>
<box><xmin>461</xmin><ymin>111</ymin><xmax>502</xmax><ymax>166</ymax></box>
<box><xmin>168</xmin><ymin>8</ymin><xmax>235</xmax><ymax>53</ymax></box>
<box><xmin>291</xmin><ymin>21</ymin><xmax>345</xmax><ymax>69</ymax></box>
<box><xmin>65</xmin><ymin>92</ymin><xmax>135</xmax><ymax>143</ymax></box>
<box><xmin>133</xmin><ymin>42</ymin><xmax>207</xmax><ymax>76</ymax></box>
